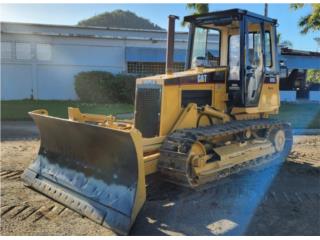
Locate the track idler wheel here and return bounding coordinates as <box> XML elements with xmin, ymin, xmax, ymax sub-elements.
<box><xmin>268</xmin><ymin>124</ymin><xmax>293</xmax><ymax>158</ymax></box>
<box><xmin>188</xmin><ymin>142</ymin><xmax>207</xmax><ymax>186</ymax></box>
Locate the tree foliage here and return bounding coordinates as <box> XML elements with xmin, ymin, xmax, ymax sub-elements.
<box><xmin>307</xmin><ymin>69</ymin><xmax>320</xmax><ymax>83</ymax></box>
<box><xmin>182</xmin><ymin>4</ymin><xmax>209</xmax><ymax>26</ymax></box>
<box><xmin>186</xmin><ymin>3</ymin><xmax>209</xmax><ymax>15</ymax></box>
<box><xmin>290</xmin><ymin>4</ymin><xmax>320</xmax><ymax>34</ymax></box>
<box><xmin>78</xmin><ymin>9</ymin><xmax>163</xmax><ymax>30</ymax></box>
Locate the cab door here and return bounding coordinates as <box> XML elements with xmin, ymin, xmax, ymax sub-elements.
<box><xmin>244</xmin><ymin>18</ymin><xmax>265</xmax><ymax>107</ymax></box>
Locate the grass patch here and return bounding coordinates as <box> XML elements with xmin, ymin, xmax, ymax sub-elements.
<box><xmin>1</xmin><ymin>100</ymin><xmax>133</xmax><ymax>121</ymax></box>
<box><xmin>2</xmin><ymin>100</ymin><xmax>319</xmax><ymax>129</ymax></box>
<box><xmin>275</xmin><ymin>102</ymin><xmax>320</xmax><ymax>129</ymax></box>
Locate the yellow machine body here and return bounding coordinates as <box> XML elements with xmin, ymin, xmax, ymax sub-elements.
<box><xmin>134</xmin><ymin>65</ymin><xmax>280</xmax><ymax>175</ymax></box>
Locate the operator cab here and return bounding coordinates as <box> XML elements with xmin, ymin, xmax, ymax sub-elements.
<box><xmin>184</xmin><ymin>9</ymin><xmax>279</xmax><ymax>108</ymax></box>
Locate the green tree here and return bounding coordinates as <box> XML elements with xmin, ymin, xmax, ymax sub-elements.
<box><xmin>186</xmin><ymin>3</ymin><xmax>209</xmax><ymax>15</ymax></box>
<box><xmin>307</xmin><ymin>69</ymin><xmax>320</xmax><ymax>83</ymax></box>
<box><xmin>290</xmin><ymin>4</ymin><xmax>320</xmax><ymax>34</ymax></box>
<box><xmin>182</xmin><ymin>4</ymin><xmax>209</xmax><ymax>26</ymax></box>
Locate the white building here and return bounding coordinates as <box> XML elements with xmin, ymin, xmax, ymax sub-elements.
<box><xmin>1</xmin><ymin>22</ymin><xmax>219</xmax><ymax>100</ymax></box>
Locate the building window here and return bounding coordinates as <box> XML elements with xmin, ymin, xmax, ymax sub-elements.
<box><xmin>127</xmin><ymin>62</ymin><xmax>184</xmax><ymax>76</ymax></box>
<box><xmin>16</xmin><ymin>42</ymin><xmax>32</xmax><ymax>60</ymax></box>
<box><xmin>36</xmin><ymin>44</ymin><xmax>51</xmax><ymax>61</ymax></box>
<box><xmin>1</xmin><ymin>42</ymin><xmax>12</xmax><ymax>59</ymax></box>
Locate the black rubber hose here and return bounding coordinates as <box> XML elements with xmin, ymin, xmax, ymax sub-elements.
<box><xmin>197</xmin><ymin>113</ymin><xmax>213</xmax><ymax>127</ymax></box>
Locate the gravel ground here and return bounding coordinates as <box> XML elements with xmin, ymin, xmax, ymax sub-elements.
<box><xmin>1</xmin><ymin>135</ymin><xmax>319</xmax><ymax>236</ymax></box>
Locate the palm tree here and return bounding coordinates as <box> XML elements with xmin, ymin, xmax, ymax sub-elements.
<box><xmin>290</xmin><ymin>4</ymin><xmax>320</xmax><ymax>34</ymax></box>
<box><xmin>186</xmin><ymin>3</ymin><xmax>209</xmax><ymax>15</ymax></box>
<box><xmin>182</xmin><ymin>4</ymin><xmax>209</xmax><ymax>26</ymax></box>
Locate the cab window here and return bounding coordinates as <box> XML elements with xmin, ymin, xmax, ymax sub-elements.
<box><xmin>191</xmin><ymin>27</ymin><xmax>220</xmax><ymax>68</ymax></box>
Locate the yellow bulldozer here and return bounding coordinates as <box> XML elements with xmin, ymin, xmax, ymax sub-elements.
<box><xmin>22</xmin><ymin>9</ymin><xmax>293</xmax><ymax>235</ymax></box>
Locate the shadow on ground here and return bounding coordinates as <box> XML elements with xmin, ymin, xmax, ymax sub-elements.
<box><xmin>131</xmin><ymin>161</ymin><xmax>320</xmax><ymax>236</ymax></box>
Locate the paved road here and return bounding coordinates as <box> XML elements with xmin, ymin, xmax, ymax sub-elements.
<box><xmin>1</xmin><ymin>121</ymin><xmax>39</xmax><ymax>140</ymax></box>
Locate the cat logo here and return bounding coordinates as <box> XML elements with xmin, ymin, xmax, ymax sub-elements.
<box><xmin>197</xmin><ymin>74</ymin><xmax>207</xmax><ymax>83</ymax></box>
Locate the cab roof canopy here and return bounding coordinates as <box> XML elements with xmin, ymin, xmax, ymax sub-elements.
<box><xmin>183</xmin><ymin>8</ymin><xmax>277</xmax><ymax>26</ymax></box>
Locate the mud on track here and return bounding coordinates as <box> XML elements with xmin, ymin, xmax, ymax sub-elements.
<box><xmin>1</xmin><ymin>136</ymin><xmax>319</xmax><ymax>235</ymax></box>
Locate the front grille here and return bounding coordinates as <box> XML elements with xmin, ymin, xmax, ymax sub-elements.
<box><xmin>134</xmin><ymin>84</ymin><xmax>162</xmax><ymax>138</ymax></box>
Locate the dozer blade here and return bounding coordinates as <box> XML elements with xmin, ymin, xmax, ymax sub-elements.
<box><xmin>22</xmin><ymin>111</ymin><xmax>146</xmax><ymax>235</ymax></box>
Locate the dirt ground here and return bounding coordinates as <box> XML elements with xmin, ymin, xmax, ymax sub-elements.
<box><xmin>1</xmin><ymin>135</ymin><xmax>319</xmax><ymax>235</ymax></box>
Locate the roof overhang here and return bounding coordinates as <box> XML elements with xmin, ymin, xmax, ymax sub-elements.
<box><xmin>184</xmin><ymin>8</ymin><xmax>277</xmax><ymax>26</ymax></box>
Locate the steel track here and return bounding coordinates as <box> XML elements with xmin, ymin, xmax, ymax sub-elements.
<box><xmin>158</xmin><ymin>118</ymin><xmax>293</xmax><ymax>187</ymax></box>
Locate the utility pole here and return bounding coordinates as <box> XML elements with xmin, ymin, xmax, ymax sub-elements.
<box><xmin>264</xmin><ymin>3</ymin><xmax>268</xmax><ymax>17</ymax></box>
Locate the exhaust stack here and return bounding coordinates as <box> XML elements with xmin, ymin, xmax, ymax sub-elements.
<box><xmin>166</xmin><ymin>15</ymin><xmax>179</xmax><ymax>75</ymax></box>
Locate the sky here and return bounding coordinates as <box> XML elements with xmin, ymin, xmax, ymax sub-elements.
<box><xmin>1</xmin><ymin>3</ymin><xmax>319</xmax><ymax>51</ymax></box>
